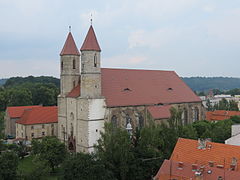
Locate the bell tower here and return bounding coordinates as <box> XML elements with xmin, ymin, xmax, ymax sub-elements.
<box><xmin>80</xmin><ymin>25</ymin><xmax>101</xmax><ymax>98</ymax></box>
<box><xmin>60</xmin><ymin>31</ymin><xmax>80</xmax><ymax>95</ymax></box>
<box><xmin>76</xmin><ymin>25</ymin><xmax>106</xmax><ymax>153</ymax></box>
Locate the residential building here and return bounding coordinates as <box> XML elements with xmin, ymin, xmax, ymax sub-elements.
<box><xmin>206</xmin><ymin>110</ymin><xmax>240</xmax><ymax>122</ymax></box>
<box><xmin>5</xmin><ymin>105</ymin><xmax>41</xmax><ymax>137</ymax></box>
<box><xmin>155</xmin><ymin>138</ymin><xmax>240</xmax><ymax>180</ymax></box>
<box><xmin>15</xmin><ymin>106</ymin><xmax>58</xmax><ymax>140</ymax></box>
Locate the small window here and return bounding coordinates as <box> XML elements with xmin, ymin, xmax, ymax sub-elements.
<box><xmin>21</xmin><ymin>126</ymin><xmax>23</xmax><ymax>130</ymax></box>
<box><xmin>31</xmin><ymin>133</ymin><xmax>34</xmax><ymax>138</ymax></box>
<box><xmin>42</xmin><ymin>132</ymin><xmax>45</xmax><ymax>136</ymax></box>
<box><xmin>22</xmin><ymin>133</ymin><xmax>23</xmax><ymax>137</ymax></box>
<box><xmin>94</xmin><ymin>54</ymin><xmax>97</xmax><ymax>67</ymax></box>
<box><xmin>42</xmin><ymin>124</ymin><xmax>45</xmax><ymax>129</ymax></box>
<box><xmin>31</xmin><ymin>126</ymin><xmax>34</xmax><ymax>130</ymax></box>
<box><xmin>73</xmin><ymin>59</ymin><xmax>76</xmax><ymax>69</ymax></box>
<box><xmin>61</xmin><ymin>61</ymin><xmax>63</xmax><ymax>70</ymax></box>
<box><xmin>73</xmin><ymin>81</ymin><xmax>75</xmax><ymax>88</ymax></box>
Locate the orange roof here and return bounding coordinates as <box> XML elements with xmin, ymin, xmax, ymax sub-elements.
<box><xmin>206</xmin><ymin>110</ymin><xmax>240</xmax><ymax>121</ymax></box>
<box><xmin>60</xmin><ymin>32</ymin><xmax>80</xmax><ymax>56</ymax></box>
<box><xmin>7</xmin><ymin>105</ymin><xmax>42</xmax><ymax>118</ymax></box>
<box><xmin>16</xmin><ymin>106</ymin><xmax>57</xmax><ymax>125</ymax></box>
<box><xmin>67</xmin><ymin>84</ymin><xmax>80</xmax><ymax>98</ymax></box>
<box><xmin>171</xmin><ymin>138</ymin><xmax>240</xmax><ymax>171</ymax></box>
<box><xmin>155</xmin><ymin>159</ymin><xmax>240</xmax><ymax>180</ymax></box>
<box><xmin>80</xmin><ymin>25</ymin><xmax>101</xmax><ymax>51</ymax></box>
<box><xmin>147</xmin><ymin>105</ymin><xmax>172</xmax><ymax>119</ymax></box>
<box><xmin>66</xmin><ymin>68</ymin><xmax>201</xmax><ymax>107</ymax></box>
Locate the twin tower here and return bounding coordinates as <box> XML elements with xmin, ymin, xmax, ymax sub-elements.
<box><xmin>58</xmin><ymin>25</ymin><xmax>106</xmax><ymax>153</ymax></box>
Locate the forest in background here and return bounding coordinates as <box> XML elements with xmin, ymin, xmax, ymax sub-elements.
<box><xmin>2</xmin><ymin>76</ymin><xmax>240</xmax><ymax>92</ymax></box>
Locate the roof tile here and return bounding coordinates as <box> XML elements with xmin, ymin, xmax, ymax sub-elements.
<box><xmin>60</xmin><ymin>32</ymin><xmax>80</xmax><ymax>56</ymax></box>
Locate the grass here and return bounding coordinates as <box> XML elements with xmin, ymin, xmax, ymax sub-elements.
<box><xmin>18</xmin><ymin>155</ymin><xmax>62</xmax><ymax>179</ymax></box>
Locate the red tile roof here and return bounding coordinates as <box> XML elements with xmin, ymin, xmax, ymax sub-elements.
<box><xmin>66</xmin><ymin>68</ymin><xmax>201</xmax><ymax>107</ymax></box>
<box><xmin>206</xmin><ymin>110</ymin><xmax>240</xmax><ymax>121</ymax></box>
<box><xmin>16</xmin><ymin>106</ymin><xmax>57</xmax><ymax>125</ymax></box>
<box><xmin>80</xmin><ymin>25</ymin><xmax>101</xmax><ymax>51</ymax></box>
<box><xmin>7</xmin><ymin>105</ymin><xmax>42</xmax><ymax>118</ymax></box>
<box><xmin>171</xmin><ymin>138</ymin><xmax>240</xmax><ymax>171</ymax></box>
<box><xmin>155</xmin><ymin>159</ymin><xmax>240</xmax><ymax>180</ymax></box>
<box><xmin>67</xmin><ymin>84</ymin><xmax>80</xmax><ymax>98</ymax></box>
<box><xmin>101</xmin><ymin>68</ymin><xmax>201</xmax><ymax>107</ymax></box>
<box><xmin>60</xmin><ymin>32</ymin><xmax>80</xmax><ymax>56</ymax></box>
<box><xmin>147</xmin><ymin>105</ymin><xmax>172</xmax><ymax>119</ymax></box>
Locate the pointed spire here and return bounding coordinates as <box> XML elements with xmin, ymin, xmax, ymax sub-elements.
<box><xmin>60</xmin><ymin>32</ymin><xmax>80</xmax><ymax>56</ymax></box>
<box><xmin>80</xmin><ymin>25</ymin><xmax>101</xmax><ymax>52</ymax></box>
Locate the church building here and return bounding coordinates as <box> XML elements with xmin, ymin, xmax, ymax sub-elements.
<box><xmin>58</xmin><ymin>25</ymin><xmax>204</xmax><ymax>153</ymax></box>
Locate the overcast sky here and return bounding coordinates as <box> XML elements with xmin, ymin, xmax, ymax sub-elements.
<box><xmin>0</xmin><ymin>0</ymin><xmax>240</xmax><ymax>78</ymax></box>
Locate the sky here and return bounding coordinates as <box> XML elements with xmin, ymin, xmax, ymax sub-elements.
<box><xmin>0</xmin><ymin>0</ymin><xmax>240</xmax><ymax>78</ymax></box>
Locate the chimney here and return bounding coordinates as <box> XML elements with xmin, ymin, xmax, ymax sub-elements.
<box><xmin>218</xmin><ymin>176</ymin><xmax>223</xmax><ymax>180</ymax></box>
<box><xmin>208</xmin><ymin>161</ymin><xmax>214</xmax><ymax>167</ymax></box>
<box><xmin>192</xmin><ymin>164</ymin><xmax>198</xmax><ymax>171</ymax></box>
<box><xmin>178</xmin><ymin>162</ymin><xmax>184</xmax><ymax>169</ymax></box>
<box><xmin>230</xmin><ymin>157</ymin><xmax>237</xmax><ymax>171</ymax></box>
<box><xmin>198</xmin><ymin>139</ymin><xmax>206</xmax><ymax>149</ymax></box>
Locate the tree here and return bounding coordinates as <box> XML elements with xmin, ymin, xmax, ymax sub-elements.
<box><xmin>95</xmin><ymin>123</ymin><xmax>134</xmax><ymax>180</ymax></box>
<box><xmin>0</xmin><ymin>151</ymin><xmax>19</xmax><ymax>180</ymax></box>
<box><xmin>62</xmin><ymin>153</ymin><xmax>114</xmax><ymax>180</ymax></box>
<box><xmin>32</xmin><ymin>136</ymin><xmax>67</xmax><ymax>171</ymax></box>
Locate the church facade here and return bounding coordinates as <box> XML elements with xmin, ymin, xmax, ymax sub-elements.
<box><xmin>58</xmin><ymin>25</ymin><xmax>204</xmax><ymax>153</ymax></box>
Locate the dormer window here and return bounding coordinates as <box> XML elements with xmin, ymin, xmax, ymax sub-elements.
<box><xmin>94</xmin><ymin>54</ymin><xmax>97</xmax><ymax>67</ymax></box>
<box><xmin>73</xmin><ymin>59</ymin><xmax>76</xmax><ymax>69</ymax></box>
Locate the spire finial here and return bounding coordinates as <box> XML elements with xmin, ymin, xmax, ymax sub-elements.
<box><xmin>69</xmin><ymin>26</ymin><xmax>71</xmax><ymax>32</ymax></box>
<box><xmin>90</xmin><ymin>13</ymin><xmax>93</xmax><ymax>25</ymax></box>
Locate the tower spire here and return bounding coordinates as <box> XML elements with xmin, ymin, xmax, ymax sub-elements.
<box><xmin>60</xmin><ymin>30</ymin><xmax>80</xmax><ymax>56</ymax></box>
<box><xmin>80</xmin><ymin>25</ymin><xmax>101</xmax><ymax>51</ymax></box>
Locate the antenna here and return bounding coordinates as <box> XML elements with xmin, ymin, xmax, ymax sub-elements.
<box><xmin>69</xmin><ymin>26</ymin><xmax>71</xmax><ymax>32</ymax></box>
<box><xmin>90</xmin><ymin>13</ymin><xmax>93</xmax><ymax>25</ymax></box>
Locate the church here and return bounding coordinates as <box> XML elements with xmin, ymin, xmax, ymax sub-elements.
<box><xmin>58</xmin><ymin>25</ymin><xmax>204</xmax><ymax>153</ymax></box>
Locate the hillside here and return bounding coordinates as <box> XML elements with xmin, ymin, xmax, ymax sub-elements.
<box><xmin>0</xmin><ymin>79</ymin><xmax>7</xmax><ymax>86</ymax></box>
<box><xmin>182</xmin><ymin>77</ymin><xmax>240</xmax><ymax>92</ymax></box>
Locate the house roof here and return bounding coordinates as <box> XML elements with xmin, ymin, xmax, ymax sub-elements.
<box><xmin>80</xmin><ymin>25</ymin><xmax>101</xmax><ymax>51</ymax></box>
<box><xmin>67</xmin><ymin>84</ymin><xmax>80</xmax><ymax>98</ymax></box>
<box><xmin>147</xmin><ymin>105</ymin><xmax>172</xmax><ymax>119</ymax></box>
<box><xmin>171</xmin><ymin>138</ymin><xmax>240</xmax><ymax>171</ymax></box>
<box><xmin>155</xmin><ymin>159</ymin><xmax>240</xmax><ymax>180</ymax></box>
<box><xmin>66</xmin><ymin>68</ymin><xmax>201</xmax><ymax>107</ymax></box>
<box><xmin>206</xmin><ymin>110</ymin><xmax>240</xmax><ymax>121</ymax></box>
<box><xmin>16</xmin><ymin>106</ymin><xmax>57</xmax><ymax>125</ymax></box>
<box><xmin>7</xmin><ymin>105</ymin><xmax>42</xmax><ymax>118</ymax></box>
<box><xmin>60</xmin><ymin>32</ymin><xmax>80</xmax><ymax>56</ymax></box>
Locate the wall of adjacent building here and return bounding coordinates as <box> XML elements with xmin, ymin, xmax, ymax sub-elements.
<box><xmin>16</xmin><ymin>122</ymin><xmax>58</xmax><ymax>140</ymax></box>
<box><xmin>4</xmin><ymin>111</ymin><xmax>18</xmax><ymax>137</ymax></box>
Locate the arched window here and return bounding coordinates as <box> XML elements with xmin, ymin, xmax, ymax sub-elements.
<box><xmin>73</xmin><ymin>59</ymin><xmax>76</xmax><ymax>69</ymax></box>
<box><xmin>194</xmin><ymin>107</ymin><xmax>199</xmax><ymax>121</ymax></box>
<box><xmin>73</xmin><ymin>81</ymin><xmax>75</xmax><ymax>88</ymax></box>
<box><xmin>182</xmin><ymin>109</ymin><xmax>188</xmax><ymax>125</ymax></box>
<box><xmin>70</xmin><ymin>112</ymin><xmax>74</xmax><ymax>121</ymax></box>
<box><xmin>138</xmin><ymin>114</ymin><xmax>144</xmax><ymax>129</ymax></box>
<box><xmin>111</xmin><ymin>115</ymin><xmax>118</xmax><ymax>127</ymax></box>
<box><xmin>70</xmin><ymin>123</ymin><xmax>74</xmax><ymax>136</ymax></box>
<box><xmin>126</xmin><ymin>114</ymin><xmax>131</xmax><ymax>127</ymax></box>
<box><xmin>94</xmin><ymin>54</ymin><xmax>97</xmax><ymax>67</ymax></box>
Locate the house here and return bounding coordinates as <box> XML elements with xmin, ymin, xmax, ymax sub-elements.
<box><xmin>58</xmin><ymin>25</ymin><xmax>204</xmax><ymax>152</ymax></box>
<box><xmin>15</xmin><ymin>106</ymin><xmax>58</xmax><ymax>140</ymax></box>
<box><xmin>155</xmin><ymin>138</ymin><xmax>240</xmax><ymax>180</ymax></box>
<box><xmin>5</xmin><ymin>105</ymin><xmax>41</xmax><ymax>137</ymax></box>
<box><xmin>225</xmin><ymin>124</ymin><xmax>240</xmax><ymax>146</ymax></box>
<box><xmin>206</xmin><ymin>110</ymin><xmax>240</xmax><ymax>122</ymax></box>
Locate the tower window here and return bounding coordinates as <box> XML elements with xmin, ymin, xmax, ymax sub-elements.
<box><xmin>94</xmin><ymin>54</ymin><xmax>97</xmax><ymax>67</ymax></box>
<box><xmin>61</xmin><ymin>61</ymin><xmax>63</xmax><ymax>70</ymax></box>
<box><xmin>73</xmin><ymin>59</ymin><xmax>76</xmax><ymax>69</ymax></box>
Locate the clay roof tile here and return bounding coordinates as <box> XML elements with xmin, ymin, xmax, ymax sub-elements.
<box><xmin>60</xmin><ymin>32</ymin><xmax>80</xmax><ymax>56</ymax></box>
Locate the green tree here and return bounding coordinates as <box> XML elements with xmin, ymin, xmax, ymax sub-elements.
<box><xmin>32</xmin><ymin>136</ymin><xmax>67</xmax><ymax>172</ymax></box>
<box><xmin>62</xmin><ymin>153</ymin><xmax>114</xmax><ymax>180</ymax></box>
<box><xmin>0</xmin><ymin>151</ymin><xmax>19</xmax><ymax>180</ymax></box>
<box><xmin>95</xmin><ymin>123</ymin><xmax>134</xmax><ymax>180</ymax></box>
<box><xmin>7</xmin><ymin>88</ymin><xmax>32</xmax><ymax>106</ymax></box>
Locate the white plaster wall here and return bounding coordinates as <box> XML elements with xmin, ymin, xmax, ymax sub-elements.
<box><xmin>225</xmin><ymin>134</ymin><xmax>240</xmax><ymax>146</ymax></box>
<box><xmin>232</xmin><ymin>124</ymin><xmax>240</xmax><ymax>136</ymax></box>
<box><xmin>88</xmin><ymin>99</ymin><xmax>106</xmax><ymax>120</ymax></box>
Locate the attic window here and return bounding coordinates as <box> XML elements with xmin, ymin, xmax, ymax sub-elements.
<box><xmin>123</xmin><ymin>88</ymin><xmax>131</xmax><ymax>91</ymax></box>
<box><xmin>168</xmin><ymin>88</ymin><xmax>173</xmax><ymax>91</ymax></box>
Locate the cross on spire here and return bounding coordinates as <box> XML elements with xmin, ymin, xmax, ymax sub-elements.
<box><xmin>69</xmin><ymin>26</ymin><xmax>71</xmax><ymax>32</ymax></box>
<box><xmin>90</xmin><ymin>13</ymin><xmax>93</xmax><ymax>25</ymax></box>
